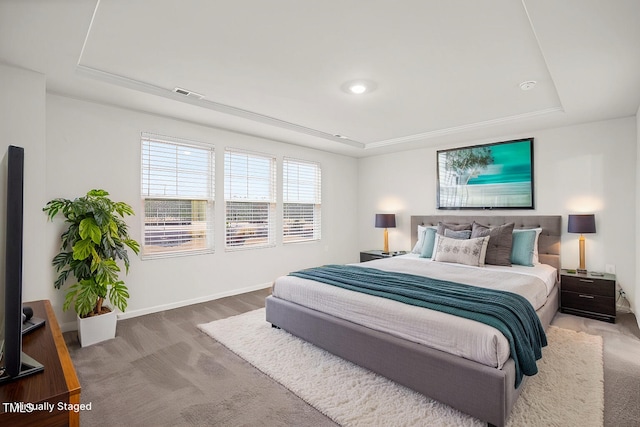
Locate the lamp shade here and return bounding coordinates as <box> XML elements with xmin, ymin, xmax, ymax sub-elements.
<box><xmin>375</xmin><ymin>213</ymin><xmax>396</xmax><ymax>228</ymax></box>
<box><xmin>568</xmin><ymin>214</ymin><xmax>596</xmax><ymax>234</ymax></box>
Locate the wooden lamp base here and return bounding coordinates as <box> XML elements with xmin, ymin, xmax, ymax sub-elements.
<box><xmin>577</xmin><ymin>234</ymin><xmax>587</xmax><ymax>274</ymax></box>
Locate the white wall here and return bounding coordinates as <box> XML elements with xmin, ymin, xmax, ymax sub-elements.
<box><xmin>636</xmin><ymin>105</ymin><xmax>640</xmax><ymax>317</ymax></box>
<box><xmin>358</xmin><ymin>117</ymin><xmax>637</xmax><ymax>314</ymax></box>
<box><xmin>44</xmin><ymin>95</ymin><xmax>359</xmax><ymax>329</ymax></box>
<box><xmin>0</xmin><ymin>64</ymin><xmax>49</xmax><ymax>304</ymax></box>
<box><xmin>4</xmin><ymin>62</ymin><xmax>636</xmax><ymax>331</ymax></box>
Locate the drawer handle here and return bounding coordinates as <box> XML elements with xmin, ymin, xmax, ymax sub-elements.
<box><xmin>579</xmin><ymin>279</ymin><xmax>595</xmax><ymax>283</ymax></box>
<box><xmin>579</xmin><ymin>294</ymin><xmax>595</xmax><ymax>299</ymax></box>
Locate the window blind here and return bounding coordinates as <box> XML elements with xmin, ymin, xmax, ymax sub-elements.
<box><xmin>224</xmin><ymin>148</ymin><xmax>276</xmax><ymax>250</ymax></box>
<box><xmin>283</xmin><ymin>158</ymin><xmax>321</xmax><ymax>243</ymax></box>
<box><xmin>141</xmin><ymin>133</ymin><xmax>214</xmax><ymax>257</ymax></box>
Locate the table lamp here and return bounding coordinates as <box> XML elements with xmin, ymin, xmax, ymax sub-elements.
<box><xmin>375</xmin><ymin>214</ymin><xmax>396</xmax><ymax>254</ymax></box>
<box><xmin>567</xmin><ymin>214</ymin><xmax>596</xmax><ymax>274</ymax></box>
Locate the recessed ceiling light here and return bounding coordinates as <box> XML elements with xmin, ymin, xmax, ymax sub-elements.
<box><xmin>341</xmin><ymin>80</ymin><xmax>377</xmax><ymax>95</ymax></box>
<box><xmin>334</xmin><ymin>134</ymin><xmax>350</xmax><ymax>139</ymax></box>
<box><xmin>349</xmin><ymin>84</ymin><xmax>367</xmax><ymax>94</ymax></box>
<box><xmin>519</xmin><ymin>81</ymin><xmax>537</xmax><ymax>91</ymax></box>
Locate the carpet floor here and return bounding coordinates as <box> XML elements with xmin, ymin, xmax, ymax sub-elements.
<box><xmin>64</xmin><ymin>289</ymin><xmax>640</xmax><ymax>426</ymax></box>
<box><xmin>199</xmin><ymin>308</ymin><xmax>604</xmax><ymax>427</ymax></box>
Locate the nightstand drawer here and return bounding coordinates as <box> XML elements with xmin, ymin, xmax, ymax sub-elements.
<box><xmin>561</xmin><ymin>275</ymin><xmax>615</xmax><ymax>297</ymax></box>
<box><xmin>561</xmin><ymin>291</ymin><xmax>615</xmax><ymax>316</ymax></box>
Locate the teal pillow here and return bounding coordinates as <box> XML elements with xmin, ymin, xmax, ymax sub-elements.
<box><xmin>419</xmin><ymin>227</ymin><xmax>438</xmax><ymax>258</ymax></box>
<box><xmin>511</xmin><ymin>229</ymin><xmax>537</xmax><ymax>266</ymax></box>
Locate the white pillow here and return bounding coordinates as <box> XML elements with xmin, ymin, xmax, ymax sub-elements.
<box><xmin>433</xmin><ymin>235</ymin><xmax>489</xmax><ymax>267</ymax></box>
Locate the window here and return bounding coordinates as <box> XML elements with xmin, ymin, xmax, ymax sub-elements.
<box><xmin>283</xmin><ymin>158</ymin><xmax>321</xmax><ymax>243</ymax></box>
<box><xmin>141</xmin><ymin>133</ymin><xmax>214</xmax><ymax>257</ymax></box>
<box><xmin>224</xmin><ymin>148</ymin><xmax>276</xmax><ymax>250</ymax></box>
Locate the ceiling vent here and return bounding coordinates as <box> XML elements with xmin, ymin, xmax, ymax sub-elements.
<box><xmin>173</xmin><ymin>87</ymin><xmax>205</xmax><ymax>99</ymax></box>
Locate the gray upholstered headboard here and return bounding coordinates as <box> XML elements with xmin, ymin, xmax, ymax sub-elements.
<box><xmin>410</xmin><ymin>215</ymin><xmax>562</xmax><ymax>272</ymax></box>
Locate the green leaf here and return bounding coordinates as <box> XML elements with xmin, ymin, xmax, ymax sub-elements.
<box><xmin>61</xmin><ymin>223</ymin><xmax>80</xmax><ymax>250</ymax></box>
<box><xmin>43</xmin><ymin>198</ymin><xmax>70</xmax><ymax>221</ymax></box>
<box><xmin>72</xmin><ymin>238</ymin><xmax>94</xmax><ymax>260</ymax></box>
<box><xmin>91</xmin><ymin>246</ymin><xmax>101</xmax><ymax>264</ymax></box>
<box><xmin>88</xmin><ymin>189</ymin><xmax>109</xmax><ymax>197</ymax></box>
<box><xmin>90</xmin><ymin>253</ymin><xmax>100</xmax><ymax>273</ymax></box>
<box><xmin>52</xmin><ymin>251</ymin><xmax>73</xmax><ymax>271</ymax></box>
<box><xmin>109</xmin><ymin>219</ymin><xmax>119</xmax><ymax>235</ymax></box>
<box><xmin>94</xmin><ymin>259</ymin><xmax>120</xmax><ymax>285</ymax></box>
<box><xmin>63</xmin><ymin>283</ymin><xmax>81</xmax><ymax>312</ymax></box>
<box><xmin>74</xmin><ymin>279</ymin><xmax>100</xmax><ymax>316</ymax></box>
<box><xmin>114</xmin><ymin>202</ymin><xmax>135</xmax><ymax>217</ymax></box>
<box><xmin>109</xmin><ymin>281</ymin><xmax>129</xmax><ymax>312</ymax></box>
<box><xmin>124</xmin><ymin>239</ymin><xmax>140</xmax><ymax>255</ymax></box>
<box><xmin>113</xmin><ymin>244</ymin><xmax>130</xmax><ymax>272</ymax></box>
<box><xmin>93</xmin><ymin>208</ymin><xmax>109</xmax><ymax>228</ymax></box>
<box><xmin>79</xmin><ymin>217</ymin><xmax>102</xmax><ymax>244</ymax></box>
<box><xmin>69</xmin><ymin>258</ymin><xmax>91</xmax><ymax>281</ymax></box>
<box><xmin>43</xmin><ymin>205</ymin><xmax>59</xmax><ymax>220</ymax></box>
<box><xmin>54</xmin><ymin>269</ymin><xmax>70</xmax><ymax>289</ymax></box>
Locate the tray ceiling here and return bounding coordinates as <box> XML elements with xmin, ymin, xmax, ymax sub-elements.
<box><xmin>1</xmin><ymin>0</ymin><xmax>639</xmax><ymax>157</ymax></box>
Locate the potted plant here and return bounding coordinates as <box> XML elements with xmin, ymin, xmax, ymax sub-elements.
<box><xmin>43</xmin><ymin>189</ymin><xmax>140</xmax><ymax>346</ymax></box>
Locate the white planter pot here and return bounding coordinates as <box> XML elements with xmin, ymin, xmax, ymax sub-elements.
<box><xmin>77</xmin><ymin>308</ymin><xmax>117</xmax><ymax>347</ymax></box>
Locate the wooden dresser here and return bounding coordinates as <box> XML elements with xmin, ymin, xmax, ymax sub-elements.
<box><xmin>0</xmin><ymin>300</ymin><xmax>81</xmax><ymax>426</ymax></box>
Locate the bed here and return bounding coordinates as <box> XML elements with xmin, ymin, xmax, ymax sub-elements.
<box><xmin>265</xmin><ymin>215</ymin><xmax>561</xmax><ymax>427</ymax></box>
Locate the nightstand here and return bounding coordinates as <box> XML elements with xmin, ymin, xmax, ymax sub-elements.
<box><xmin>360</xmin><ymin>250</ymin><xmax>406</xmax><ymax>262</ymax></box>
<box><xmin>560</xmin><ymin>269</ymin><xmax>616</xmax><ymax>323</ymax></box>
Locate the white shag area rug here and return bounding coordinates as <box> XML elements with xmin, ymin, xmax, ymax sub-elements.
<box><xmin>199</xmin><ymin>309</ymin><xmax>603</xmax><ymax>427</ymax></box>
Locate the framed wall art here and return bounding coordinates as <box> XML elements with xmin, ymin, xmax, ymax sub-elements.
<box><xmin>436</xmin><ymin>138</ymin><xmax>534</xmax><ymax>209</ymax></box>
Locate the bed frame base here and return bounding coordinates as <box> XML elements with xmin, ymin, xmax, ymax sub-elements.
<box><xmin>266</xmin><ymin>295</ymin><xmax>527</xmax><ymax>427</ymax></box>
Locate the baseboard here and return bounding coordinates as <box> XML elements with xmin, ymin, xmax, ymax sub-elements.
<box><xmin>59</xmin><ymin>282</ymin><xmax>271</xmax><ymax>332</ymax></box>
<box><xmin>118</xmin><ymin>282</ymin><xmax>272</xmax><ymax>320</ymax></box>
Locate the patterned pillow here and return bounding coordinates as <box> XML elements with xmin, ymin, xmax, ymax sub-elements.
<box><xmin>470</xmin><ymin>222</ymin><xmax>515</xmax><ymax>266</ymax></box>
<box><xmin>433</xmin><ymin>235</ymin><xmax>490</xmax><ymax>267</ymax></box>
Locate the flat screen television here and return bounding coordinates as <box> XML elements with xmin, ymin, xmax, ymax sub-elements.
<box><xmin>0</xmin><ymin>145</ymin><xmax>43</xmax><ymax>383</ymax></box>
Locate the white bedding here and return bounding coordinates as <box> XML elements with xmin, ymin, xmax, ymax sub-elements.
<box><xmin>271</xmin><ymin>254</ymin><xmax>557</xmax><ymax>369</ymax></box>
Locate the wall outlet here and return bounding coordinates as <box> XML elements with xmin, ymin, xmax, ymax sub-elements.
<box><xmin>605</xmin><ymin>264</ymin><xmax>616</xmax><ymax>274</ymax></box>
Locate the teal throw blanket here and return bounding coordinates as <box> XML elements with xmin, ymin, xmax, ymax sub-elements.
<box><xmin>289</xmin><ymin>264</ymin><xmax>547</xmax><ymax>387</ymax></box>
